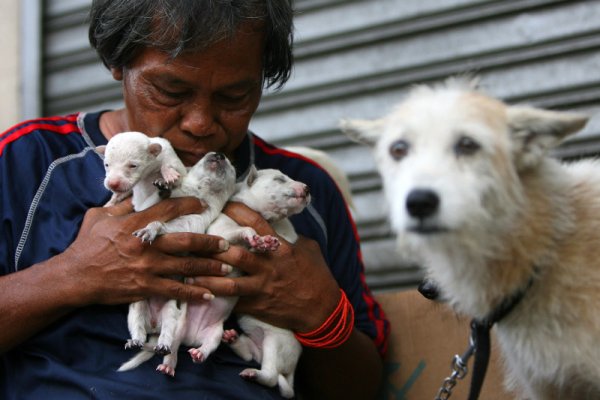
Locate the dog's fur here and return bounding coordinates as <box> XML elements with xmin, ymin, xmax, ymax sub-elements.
<box><xmin>342</xmin><ymin>77</ymin><xmax>600</xmax><ymax>399</ymax></box>
<box><xmin>211</xmin><ymin>166</ymin><xmax>309</xmax><ymax>399</ymax></box>
<box><xmin>98</xmin><ymin>131</ymin><xmax>187</xmax><ymax>358</ymax></box>
<box><xmin>117</xmin><ymin>151</ymin><xmax>237</xmax><ymax>375</ymax></box>
<box><xmin>97</xmin><ymin>131</ymin><xmax>186</xmax><ymax>210</ymax></box>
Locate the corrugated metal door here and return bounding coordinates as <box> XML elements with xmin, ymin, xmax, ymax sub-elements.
<box><xmin>38</xmin><ymin>0</ymin><xmax>600</xmax><ymax>291</ymax></box>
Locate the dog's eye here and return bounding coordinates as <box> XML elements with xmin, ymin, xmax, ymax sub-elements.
<box><xmin>128</xmin><ymin>163</ymin><xmax>138</xmax><ymax>169</ymax></box>
<box><xmin>389</xmin><ymin>140</ymin><xmax>409</xmax><ymax>160</ymax></box>
<box><xmin>454</xmin><ymin>136</ymin><xmax>480</xmax><ymax>156</ymax></box>
<box><xmin>274</xmin><ymin>176</ymin><xmax>286</xmax><ymax>183</ymax></box>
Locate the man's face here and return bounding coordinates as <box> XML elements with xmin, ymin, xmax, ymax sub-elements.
<box><xmin>112</xmin><ymin>26</ymin><xmax>265</xmax><ymax>166</ymax></box>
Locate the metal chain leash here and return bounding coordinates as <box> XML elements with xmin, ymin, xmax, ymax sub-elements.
<box><xmin>434</xmin><ymin>335</ymin><xmax>475</xmax><ymax>400</ymax></box>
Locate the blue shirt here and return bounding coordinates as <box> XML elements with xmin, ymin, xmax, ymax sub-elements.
<box><xmin>0</xmin><ymin>111</ymin><xmax>389</xmax><ymax>399</ymax></box>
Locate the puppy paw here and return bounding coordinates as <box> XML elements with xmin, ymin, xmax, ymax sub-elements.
<box><xmin>248</xmin><ymin>234</ymin><xmax>280</xmax><ymax>252</ymax></box>
<box><xmin>154</xmin><ymin>344</ymin><xmax>171</xmax><ymax>356</ymax></box>
<box><xmin>188</xmin><ymin>348</ymin><xmax>206</xmax><ymax>363</ymax></box>
<box><xmin>156</xmin><ymin>364</ymin><xmax>175</xmax><ymax>377</ymax></box>
<box><xmin>124</xmin><ymin>339</ymin><xmax>144</xmax><ymax>350</ymax></box>
<box><xmin>222</xmin><ymin>329</ymin><xmax>239</xmax><ymax>344</ymax></box>
<box><xmin>133</xmin><ymin>221</ymin><xmax>164</xmax><ymax>242</ymax></box>
<box><xmin>239</xmin><ymin>368</ymin><xmax>259</xmax><ymax>381</ymax></box>
<box><xmin>260</xmin><ymin>235</ymin><xmax>280</xmax><ymax>251</ymax></box>
<box><xmin>161</xmin><ymin>167</ymin><xmax>181</xmax><ymax>184</ymax></box>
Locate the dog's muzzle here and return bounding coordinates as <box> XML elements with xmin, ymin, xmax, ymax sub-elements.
<box><xmin>405</xmin><ymin>188</ymin><xmax>448</xmax><ymax>234</ymax></box>
<box><xmin>406</xmin><ymin>188</ymin><xmax>439</xmax><ymax>218</ymax></box>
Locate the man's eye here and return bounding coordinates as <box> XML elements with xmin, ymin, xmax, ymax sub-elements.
<box><xmin>217</xmin><ymin>92</ymin><xmax>249</xmax><ymax>104</ymax></box>
<box><xmin>153</xmin><ymin>84</ymin><xmax>188</xmax><ymax>100</ymax></box>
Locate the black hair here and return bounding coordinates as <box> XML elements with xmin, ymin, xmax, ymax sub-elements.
<box><xmin>88</xmin><ymin>0</ymin><xmax>294</xmax><ymax>89</ymax></box>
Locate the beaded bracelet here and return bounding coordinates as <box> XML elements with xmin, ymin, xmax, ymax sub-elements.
<box><xmin>294</xmin><ymin>289</ymin><xmax>355</xmax><ymax>349</ymax></box>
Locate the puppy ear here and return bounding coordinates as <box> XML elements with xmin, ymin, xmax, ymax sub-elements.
<box><xmin>246</xmin><ymin>165</ymin><xmax>259</xmax><ymax>186</ymax></box>
<box><xmin>339</xmin><ymin>118</ymin><xmax>385</xmax><ymax>147</ymax></box>
<box><xmin>508</xmin><ymin>106</ymin><xmax>588</xmax><ymax>170</ymax></box>
<box><xmin>96</xmin><ymin>145</ymin><xmax>106</xmax><ymax>155</ymax></box>
<box><xmin>148</xmin><ymin>143</ymin><xmax>163</xmax><ymax>157</ymax></box>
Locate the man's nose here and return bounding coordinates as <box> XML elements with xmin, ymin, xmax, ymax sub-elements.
<box><xmin>179</xmin><ymin>102</ymin><xmax>216</xmax><ymax>136</ymax></box>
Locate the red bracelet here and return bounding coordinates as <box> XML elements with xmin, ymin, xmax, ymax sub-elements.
<box><xmin>294</xmin><ymin>289</ymin><xmax>355</xmax><ymax>349</ymax></box>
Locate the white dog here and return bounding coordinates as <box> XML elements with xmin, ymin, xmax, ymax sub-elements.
<box><xmin>98</xmin><ymin>131</ymin><xmax>186</xmax><ymax>210</ymax></box>
<box><xmin>342</xmin><ymin>77</ymin><xmax>600</xmax><ymax>399</ymax></box>
<box><xmin>98</xmin><ymin>132</ymin><xmax>187</xmax><ymax>357</ymax></box>
<box><xmin>117</xmin><ymin>151</ymin><xmax>238</xmax><ymax>375</ymax></box>
<box><xmin>211</xmin><ymin>166</ymin><xmax>309</xmax><ymax>399</ymax></box>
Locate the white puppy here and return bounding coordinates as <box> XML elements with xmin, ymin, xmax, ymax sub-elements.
<box><xmin>342</xmin><ymin>77</ymin><xmax>600</xmax><ymax>399</ymax></box>
<box><xmin>118</xmin><ymin>151</ymin><xmax>238</xmax><ymax>376</ymax></box>
<box><xmin>98</xmin><ymin>131</ymin><xmax>186</xmax><ymax>210</ymax></box>
<box><xmin>212</xmin><ymin>166</ymin><xmax>309</xmax><ymax>399</ymax></box>
<box><xmin>98</xmin><ymin>131</ymin><xmax>187</xmax><ymax>357</ymax></box>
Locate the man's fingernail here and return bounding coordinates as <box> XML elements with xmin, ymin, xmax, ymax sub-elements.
<box><xmin>219</xmin><ymin>240</ymin><xmax>229</xmax><ymax>251</ymax></box>
<box><xmin>203</xmin><ymin>293</ymin><xmax>215</xmax><ymax>301</ymax></box>
<box><xmin>221</xmin><ymin>264</ymin><xmax>233</xmax><ymax>274</ymax></box>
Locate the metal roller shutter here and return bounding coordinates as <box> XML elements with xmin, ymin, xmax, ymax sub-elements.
<box><xmin>36</xmin><ymin>0</ymin><xmax>600</xmax><ymax>291</ymax></box>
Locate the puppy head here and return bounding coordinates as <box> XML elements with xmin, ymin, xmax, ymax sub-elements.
<box><xmin>100</xmin><ymin>131</ymin><xmax>163</xmax><ymax>194</ymax></box>
<box><xmin>234</xmin><ymin>166</ymin><xmax>311</xmax><ymax>221</ymax></box>
<box><xmin>187</xmin><ymin>152</ymin><xmax>237</xmax><ymax>200</ymax></box>
<box><xmin>341</xmin><ymin>77</ymin><xmax>588</xmax><ymax>239</ymax></box>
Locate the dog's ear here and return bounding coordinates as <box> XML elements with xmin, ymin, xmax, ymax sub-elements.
<box><xmin>246</xmin><ymin>165</ymin><xmax>259</xmax><ymax>186</ymax></box>
<box><xmin>508</xmin><ymin>106</ymin><xmax>588</xmax><ymax>170</ymax></box>
<box><xmin>148</xmin><ymin>143</ymin><xmax>163</xmax><ymax>157</ymax></box>
<box><xmin>96</xmin><ymin>145</ymin><xmax>106</xmax><ymax>155</ymax></box>
<box><xmin>339</xmin><ymin>118</ymin><xmax>385</xmax><ymax>147</ymax></box>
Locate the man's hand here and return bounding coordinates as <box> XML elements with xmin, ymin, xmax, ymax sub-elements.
<box><xmin>60</xmin><ymin>196</ymin><xmax>232</xmax><ymax>306</ymax></box>
<box><xmin>191</xmin><ymin>202</ymin><xmax>341</xmax><ymax>333</ymax></box>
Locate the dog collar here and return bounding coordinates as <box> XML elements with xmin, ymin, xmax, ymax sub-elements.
<box><xmin>435</xmin><ymin>274</ymin><xmax>535</xmax><ymax>400</ymax></box>
<box><xmin>468</xmin><ymin>274</ymin><xmax>536</xmax><ymax>400</ymax></box>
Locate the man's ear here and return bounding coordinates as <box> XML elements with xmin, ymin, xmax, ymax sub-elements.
<box><xmin>110</xmin><ymin>66</ymin><xmax>123</xmax><ymax>81</ymax></box>
<box><xmin>508</xmin><ymin>106</ymin><xmax>588</xmax><ymax>170</ymax></box>
<box><xmin>339</xmin><ymin>118</ymin><xmax>385</xmax><ymax>147</ymax></box>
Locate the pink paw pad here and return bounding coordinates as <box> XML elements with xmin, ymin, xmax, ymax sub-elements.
<box><xmin>239</xmin><ymin>368</ymin><xmax>259</xmax><ymax>381</ymax></box>
<box><xmin>222</xmin><ymin>329</ymin><xmax>239</xmax><ymax>344</ymax></box>
<box><xmin>249</xmin><ymin>235</ymin><xmax>280</xmax><ymax>252</ymax></box>
<box><xmin>156</xmin><ymin>364</ymin><xmax>175</xmax><ymax>377</ymax></box>
<box><xmin>188</xmin><ymin>348</ymin><xmax>205</xmax><ymax>363</ymax></box>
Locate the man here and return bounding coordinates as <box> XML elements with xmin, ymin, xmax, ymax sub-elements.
<box><xmin>0</xmin><ymin>1</ymin><xmax>389</xmax><ymax>398</ymax></box>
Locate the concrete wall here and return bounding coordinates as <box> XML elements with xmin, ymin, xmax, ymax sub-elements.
<box><xmin>0</xmin><ymin>0</ymin><xmax>21</xmax><ymax>130</ymax></box>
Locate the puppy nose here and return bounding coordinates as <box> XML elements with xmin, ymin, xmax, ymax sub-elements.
<box><xmin>406</xmin><ymin>189</ymin><xmax>439</xmax><ymax>218</ymax></box>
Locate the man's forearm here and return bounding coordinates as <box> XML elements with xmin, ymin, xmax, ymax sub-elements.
<box><xmin>296</xmin><ymin>328</ymin><xmax>383</xmax><ymax>400</ymax></box>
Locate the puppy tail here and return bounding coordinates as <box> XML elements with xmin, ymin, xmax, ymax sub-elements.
<box><xmin>117</xmin><ymin>350</ymin><xmax>155</xmax><ymax>372</ymax></box>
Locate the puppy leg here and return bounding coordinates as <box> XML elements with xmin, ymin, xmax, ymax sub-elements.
<box><xmin>239</xmin><ymin>333</ymin><xmax>279</xmax><ymax>388</ymax></box>
<box><xmin>154</xmin><ymin>299</ymin><xmax>181</xmax><ymax>355</ymax></box>
<box><xmin>126</xmin><ymin>300</ymin><xmax>150</xmax><ymax>349</ymax></box>
<box><xmin>156</xmin><ymin>302</ymin><xmax>186</xmax><ymax>377</ymax></box>
<box><xmin>188</xmin><ymin>323</ymin><xmax>225</xmax><ymax>363</ymax></box>
<box><xmin>225</xmin><ymin>330</ymin><xmax>256</xmax><ymax>362</ymax></box>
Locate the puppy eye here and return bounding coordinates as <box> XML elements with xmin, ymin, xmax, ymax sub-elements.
<box><xmin>389</xmin><ymin>140</ymin><xmax>409</xmax><ymax>160</ymax></box>
<box><xmin>274</xmin><ymin>176</ymin><xmax>286</xmax><ymax>183</ymax></box>
<box><xmin>128</xmin><ymin>163</ymin><xmax>138</xmax><ymax>169</ymax></box>
<box><xmin>454</xmin><ymin>136</ymin><xmax>480</xmax><ymax>156</ymax></box>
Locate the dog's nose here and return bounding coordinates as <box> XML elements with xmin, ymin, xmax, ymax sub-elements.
<box><xmin>406</xmin><ymin>189</ymin><xmax>439</xmax><ymax>218</ymax></box>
